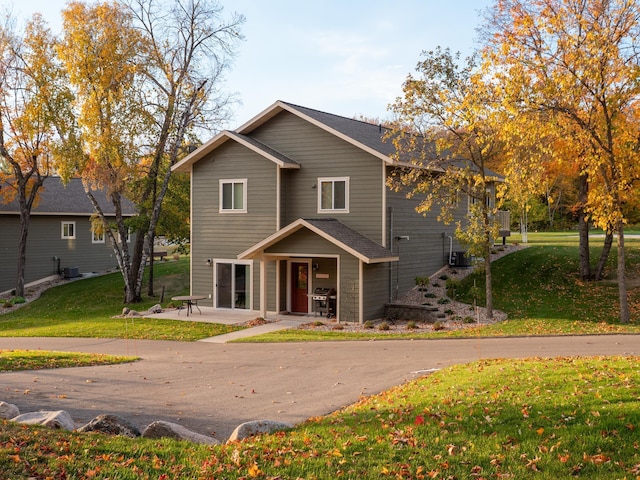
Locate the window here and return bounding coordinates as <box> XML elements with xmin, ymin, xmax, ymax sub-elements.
<box><xmin>220</xmin><ymin>179</ymin><xmax>247</xmax><ymax>213</ymax></box>
<box><xmin>61</xmin><ymin>221</ymin><xmax>76</xmax><ymax>239</ymax></box>
<box><xmin>92</xmin><ymin>227</ymin><xmax>105</xmax><ymax>244</ymax></box>
<box><xmin>318</xmin><ymin>177</ymin><xmax>349</xmax><ymax>212</ymax></box>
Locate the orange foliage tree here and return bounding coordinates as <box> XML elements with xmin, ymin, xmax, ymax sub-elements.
<box><xmin>0</xmin><ymin>14</ymin><xmax>72</xmax><ymax>297</ymax></box>
<box><xmin>483</xmin><ymin>0</ymin><xmax>640</xmax><ymax>323</ymax></box>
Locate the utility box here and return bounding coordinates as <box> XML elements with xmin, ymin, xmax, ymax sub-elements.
<box><xmin>452</xmin><ymin>251</ymin><xmax>471</xmax><ymax>267</ymax></box>
<box><xmin>62</xmin><ymin>267</ymin><xmax>80</xmax><ymax>279</ymax></box>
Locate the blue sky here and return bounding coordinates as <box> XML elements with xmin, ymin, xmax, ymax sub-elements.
<box><xmin>17</xmin><ymin>0</ymin><xmax>493</xmax><ymax>128</ymax></box>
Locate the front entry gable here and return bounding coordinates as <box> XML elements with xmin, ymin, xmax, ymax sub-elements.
<box><xmin>238</xmin><ymin>218</ymin><xmax>397</xmax><ymax>263</ymax></box>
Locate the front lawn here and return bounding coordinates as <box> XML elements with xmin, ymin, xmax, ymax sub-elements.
<box><xmin>0</xmin><ymin>259</ymin><xmax>243</xmax><ymax>341</ymax></box>
<box><xmin>2</xmin><ymin>356</ymin><xmax>638</xmax><ymax>479</ymax></box>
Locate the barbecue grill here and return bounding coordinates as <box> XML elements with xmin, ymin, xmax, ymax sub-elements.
<box><xmin>312</xmin><ymin>287</ymin><xmax>336</xmax><ymax>318</ymax></box>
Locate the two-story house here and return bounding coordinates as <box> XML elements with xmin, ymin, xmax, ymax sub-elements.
<box><xmin>0</xmin><ymin>177</ymin><xmax>135</xmax><ymax>294</ymax></box>
<box><xmin>173</xmin><ymin>100</ymin><xmax>489</xmax><ymax>323</ymax></box>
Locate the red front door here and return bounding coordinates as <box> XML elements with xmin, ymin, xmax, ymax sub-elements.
<box><xmin>291</xmin><ymin>262</ymin><xmax>309</xmax><ymax>313</ymax></box>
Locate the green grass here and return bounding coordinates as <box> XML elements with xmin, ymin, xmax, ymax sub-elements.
<box><xmin>0</xmin><ymin>259</ymin><xmax>243</xmax><ymax>341</ymax></box>
<box><xmin>242</xmin><ymin>232</ymin><xmax>640</xmax><ymax>341</ymax></box>
<box><xmin>0</xmin><ymin>350</ymin><xmax>137</xmax><ymax>371</ymax></box>
<box><xmin>2</xmin><ymin>356</ymin><xmax>638</xmax><ymax>479</ymax></box>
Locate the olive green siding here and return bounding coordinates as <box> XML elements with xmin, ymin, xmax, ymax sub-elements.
<box><xmin>251</xmin><ymin>112</ymin><xmax>385</xmax><ymax>243</ymax></box>
<box><xmin>191</xmin><ymin>141</ymin><xmax>279</xmax><ymax>308</ymax></box>
<box><xmin>363</xmin><ymin>262</ymin><xmax>391</xmax><ymax>320</ymax></box>
<box><xmin>0</xmin><ymin>215</ymin><xmax>121</xmax><ymax>293</ymax></box>
<box><xmin>385</xmin><ymin>172</ymin><xmax>462</xmax><ymax>296</ymax></box>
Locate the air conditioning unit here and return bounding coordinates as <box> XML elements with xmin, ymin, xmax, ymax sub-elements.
<box><xmin>63</xmin><ymin>267</ymin><xmax>80</xmax><ymax>279</ymax></box>
<box><xmin>452</xmin><ymin>251</ymin><xmax>471</xmax><ymax>267</ymax></box>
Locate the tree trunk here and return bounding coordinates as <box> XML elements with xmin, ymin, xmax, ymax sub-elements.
<box><xmin>616</xmin><ymin>223</ymin><xmax>629</xmax><ymax>324</ymax></box>
<box><xmin>577</xmin><ymin>174</ymin><xmax>591</xmax><ymax>280</ymax></box>
<box><xmin>14</xmin><ymin>207</ymin><xmax>30</xmax><ymax>298</ymax></box>
<box><xmin>593</xmin><ymin>231</ymin><xmax>613</xmax><ymax>281</ymax></box>
<box><xmin>484</xmin><ymin>225</ymin><xmax>493</xmax><ymax>320</ymax></box>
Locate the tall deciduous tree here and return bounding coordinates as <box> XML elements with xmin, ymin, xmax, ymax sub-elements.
<box><xmin>57</xmin><ymin>0</ymin><xmax>244</xmax><ymax>303</ymax></box>
<box><xmin>387</xmin><ymin>48</ymin><xmax>503</xmax><ymax>319</ymax></box>
<box><xmin>0</xmin><ymin>14</ymin><xmax>71</xmax><ymax>298</ymax></box>
<box><xmin>484</xmin><ymin>0</ymin><xmax>640</xmax><ymax>323</ymax></box>
<box><xmin>57</xmin><ymin>1</ymin><xmax>149</xmax><ymax>303</ymax></box>
<box><xmin>124</xmin><ymin>0</ymin><xmax>244</xmax><ymax>298</ymax></box>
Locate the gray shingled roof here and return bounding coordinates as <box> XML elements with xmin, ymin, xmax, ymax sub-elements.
<box><xmin>228</xmin><ymin>132</ymin><xmax>299</xmax><ymax>167</ymax></box>
<box><xmin>0</xmin><ymin>177</ymin><xmax>136</xmax><ymax>216</ymax></box>
<box><xmin>282</xmin><ymin>102</ymin><xmax>396</xmax><ymax>158</ymax></box>
<box><xmin>303</xmin><ymin>218</ymin><xmax>396</xmax><ymax>262</ymax></box>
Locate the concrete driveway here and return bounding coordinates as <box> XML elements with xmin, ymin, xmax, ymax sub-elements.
<box><xmin>0</xmin><ymin>335</ymin><xmax>637</xmax><ymax>440</ymax></box>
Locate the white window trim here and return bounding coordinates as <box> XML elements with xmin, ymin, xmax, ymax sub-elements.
<box><xmin>61</xmin><ymin>221</ymin><xmax>76</xmax><ymax>239</ymax></box>
<box><xmin>317</xmin><ymin>176</ymin><xmax>349</xmax><ymax>213</ymax></box>
<box><xmin>219</xmin><ymin>178</ymin><xmax>248</xmax><ymax>213</ymax></box>
<box><xmin>92</xmin><ymin>227</ymin><xmax>105</xmax><ymax>244</ymax></box>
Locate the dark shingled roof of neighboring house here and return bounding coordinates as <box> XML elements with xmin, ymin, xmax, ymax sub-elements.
<box><xmin>0</xmin><ymin>177</ymin><xmax>136</xmax><ymax>216</ymax></box>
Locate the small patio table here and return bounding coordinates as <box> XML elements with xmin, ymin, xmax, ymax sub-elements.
<box><xmin>172</xmin><ymin>295</ymin><xmax>207</xmax><ymax>316</ymax></box>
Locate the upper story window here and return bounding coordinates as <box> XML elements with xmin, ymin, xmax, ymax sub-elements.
<box><xmin>220</xmin><ymin>179</ymin><xmax>247</xmax><ymax>213</ymax></box>
<box><xmin>61</xmin><ymin>221</ymin><xmax>76</xmax><ymax>239</ymax></box>
<box><xmin>318</xmin><ymin>177</ymin><xmax>349</xmax><ymax>213</ymax></box>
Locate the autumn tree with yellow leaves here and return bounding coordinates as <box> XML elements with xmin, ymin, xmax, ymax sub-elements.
<box><xmin>387</xmin><ymin>48</ymin><xmax>504</xmax><ymax>320</ymax></box>
<box><xmin>56</xmin><ymin>0</ymin><xmax>244</xmax><ymax>303</ymax></box>
<box><xmin>483</xmin><ymin>0</ymin><xmax>640</xmax><ymax>323</ymax></box>
<box><xmin>0</xmin><ymin>14</ymin><xmax>73</xmax><ymax>298</ymax></box>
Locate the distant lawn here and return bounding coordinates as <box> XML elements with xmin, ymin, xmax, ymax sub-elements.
<box><xmin>2</xmin><ymin>356</ymin><xmax>638</xmax><ymax>479</ymax></box>
<box><xmin>0</xmin><ymin>259</ymin><xmax>243</xmax><ymax>341</ymax></box>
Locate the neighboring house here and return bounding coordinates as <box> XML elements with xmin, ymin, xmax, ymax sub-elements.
<box><xmin>173</xmin><ymin>100</ymin><xmax>504</xmax><ymax>323</ymax></box>
<box><xmin>0</xmin><ymin>177</ymin><xmax>135</xmax><ymax>294</ymax></box>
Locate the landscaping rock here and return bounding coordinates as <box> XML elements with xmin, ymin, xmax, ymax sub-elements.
<box><xmin>142</xmin><ymin>420</ymin><xmax>220</xmax><ymax>445</ymax></box>
<box><xmin>147</xmin><ymin>304</ymin><xmax>162</xmax><ymax>314</ymax></box>
<box><xmin>126</xmin><ymin>310</ymin><xmax>141</xmax><ymax>317</ymax></box>
<box><xmin>12</xmin><ymin>410</ymin><xmax>75</xmax><ymax>430</ymax></box>
<box><xmin>77</xmin><ymin>414</ymin><xmax>141</xmax><ymax>438</ymax></box>
<box><xmin>122</xmin><ymin>307</ymin><xmax>131</xmax><ymax>316</ymax></box>
<box><xmin>0</xmin><ymin>401</ymin><xmax>19</xmax><ymax>419</ymax></box>
<box><xmin>227</xmin><ymin>420</ymin><xmax>293</xmax><ymax>442</ymax></box>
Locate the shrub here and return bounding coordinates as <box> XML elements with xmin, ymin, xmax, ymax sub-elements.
<box><xmin>432</xmin><ymin>321</ymin><xmax>445</xmax><ymax>331</ymax></box>
<box><xmin>424</xmin><ymin>292</ymin><xmax>437</xmax><ymax>298</ymax></box>
<box><xmin>445</xmin><ymin>278</ymin><xmax>461</xmax><ymax>299</ymax></box>
<box><xmin>363</xmin><ymin>320</ymin><xmax>374</xmax><ymax>329</ymax></box>
<box><xmin>463</xmin><ymin>316</ymin><xmax>476</xmax><ymax>324</ymax></box>
<box><xmin>438</xmin><ymin>274</ymin><xmax>449</xmax><ymax>281</ymax></box>
<box><xmin>378</xmin><ymin>322</ymin><xmax>390</xmax><ymax>331</ymax></box>
<box><xmin>11</xmin><ymin>296</ymin><xmax>26</xmax><ymax>304</ymax></box>
<box><xmin>331</xmin><ymin>323</ymin><xmax>344</xmax><ymax>331</ymax></box>
<box><xmin>431</xmin><ymin>282</ymin><xmax>440</xmax><ymax>287</ymax></box>
<box><xmin>444</xmin><ymin>308</ymin><xmax>454</xmax><ymax>315</ymax></box>
<box><xmin>437</xmin><ymin>297</ymin><xmax>450</xmax><ymax>305</ymax></box>
<box><xmin>415</xmin><ymin>276</ymin><xmax>429</xmax><ymax>289</ymax></box>
<box><xmin>312</xmin><ymin>321</ymin><xmax>325</xmax><ymax>327</ymax></box>
<box><xmin>406</xmin><ymin>321</ymin><xmax>418</xmax><ymax>330</ymax></box>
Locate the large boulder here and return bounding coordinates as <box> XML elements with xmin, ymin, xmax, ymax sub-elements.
<box><xmin>0</xmin><ymin>401</ymin><xmax>19</xmax><ymax>420</ymax></box>
<box><xmin>12</xmin><ymin>410</ymin><xmax>75</xmax><ymax>430</ymax></box>
<box><xmin>227</xmin><ymin>420</ymin><xmax>293</xmax><ymax>442</ymax></box>
<box><xmin>142</xmin><ymin>420</ymin><xmax>220</xmax><ymax>445</ymax></box>
<box><xmin>77</xmin><ymin>414</ymin><xmax>141</xmax><ymax>437</ymax></box>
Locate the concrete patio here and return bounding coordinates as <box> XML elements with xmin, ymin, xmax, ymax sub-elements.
<box><xmin>145</xmin><ymin>306</ymin><xmax>313</xmax><ymax>343</ymax></box>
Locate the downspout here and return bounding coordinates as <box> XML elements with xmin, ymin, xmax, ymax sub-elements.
<box><xmin>446</xmin><ymin>234</ymin><xmax>454</xmax><ymax>266</ymax></box>
<box><xmin>388</xmin><ymin>206</ymin><xmax>394</xmax><ymax>302</ymax></box>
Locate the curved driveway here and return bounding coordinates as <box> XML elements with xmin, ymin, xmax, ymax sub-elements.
<box><xmin>0</xmin><ymin>335</ymin><xmax>637</xmax><ymax>440</ymax></box>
